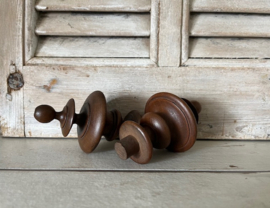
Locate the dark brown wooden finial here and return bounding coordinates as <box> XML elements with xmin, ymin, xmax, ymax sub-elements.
<box><xmin>115</xmin><ymin>92</ymin><xmax>201</xmax><ymax>164</ymax></box>
<box><xmin>34</xmin><ymin>91</ymin><xmax>122</xmax><ymax>153</ymax></box>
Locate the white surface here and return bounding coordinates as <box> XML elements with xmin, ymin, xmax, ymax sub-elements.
<box><xmin>190</xmin><ymin>13</ymin><xmax>270</xmax><ymax>37</ymax></box>
<box><xmin>189</xmin><ymin>38</ymin><xmax>270</xmax><ymax>58</ymax></box>
<box><xmin>36</xmin><ymin>13</ymin><xmax>150</xmax><ymax>37</ymax></box>
<box><xmin>35</xmin><ymin>37</ymin><xmax>150</xmax><ymax>58</ymax></box>
<box><xmin>1</xmin><ymin>137</ymin><xmax>270</xmax><ymax>171</ymax></box>
<box><xmin>36</xmin><ymin>0</ymin><xmax>151</xmax><ymax>12</ymax></box>
<box><xmin>1</xmin><ymin>171</ymin><xmax>270</xmax><ymax>208</ymax></box>
<box><xmin>0</xmin><ymin>136</ymin><xmax>269</xmax><ymax>207</ymax></box>
<box><xmin>191</xmin><ymin>0</ymin><xmax>270</xmax><ymax>13</ymax></box>
<box><xmin>23</xmin><ymin>66</ymin><xmax>270</xmax><ymax>139</ymax></box>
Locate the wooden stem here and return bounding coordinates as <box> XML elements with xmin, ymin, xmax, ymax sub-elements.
<box><xmin>103</xmin><ymin>110</ymin><xmax>114</xmax><ymax>136</ymax></box>
<box><xmin>115</xmin><ymin>136</ymin><xmax>140</xmax><ymax>160</ymax></box>
<box><xmin>73</xmin><ymin>113</ymin><xmax>87</xmax><ymax>127</ymax></box>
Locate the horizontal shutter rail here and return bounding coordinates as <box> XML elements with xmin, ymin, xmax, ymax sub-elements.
<box><xmin>35</xmin><ymin>12</ymin><xmax>150</xmax><ymax>37</ymax></box>
<box><xmin>189</xmin><ymin>38</ymin><xmax>270</xmax><ymax>59</ymax></box>
<box><xmin>191</xmin><ymin>0</ymin><xmax>270</xmax><ymax>13</ymax></box>
<box><xmin>35</xmin><ymin>37</ymin><xmax>150</xmax><ymax>58</ymax></box>
<box><xmin>36</xmin><ymin>0</ymin><xmax>151</xmax><ymax>12</ymax></box>
<box><xmin>190</xmin><ymin>13</ymin><xmax>270</xmax><ymax>38</ymax></box>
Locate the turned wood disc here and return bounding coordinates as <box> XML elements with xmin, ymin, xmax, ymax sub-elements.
<box><xmin>77</xmin><ymin>91</ymin><xmax>107</xmax><ymax>153</ymax></box>
<box><xmin>145</xmin><ymin>93</ymin><xmax>197</xmax><ymax>152</ymax></box>
<box><xmin>119</xmin><ymin>121</ymin><xmax>153</xmax><ymax>164</ymax></box>
<box><xmin>62</xmin><ymin>99</ymin><xmax>76</xmax><ymax>137</ymax></box>
<box><xmin>140</xmin><ymin>112</ymin><xmax>171</xmax><ymax>149</ymax></box>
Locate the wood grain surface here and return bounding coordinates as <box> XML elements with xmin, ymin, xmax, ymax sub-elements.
<box><xmin>23</xmin><ymin>66</ymin><xmax>270</xmax><ymax>139</ymax></box>
<box><xmin>190</xmin><ymin>13</ymin><xmax>270</xmax><ymax>37</ymax></box>
<box><xmin>0</xmin><ymin>0</ymin><xmax>24</xmax><ymax>136</ymax></box>
<box><xmin>36</xmin><ymin>13</ymin><xmax>150</xmax><ymax>37</ymax></box>
<box><xmin>36</xmin><ymin>0</ymin><xmax>151</xmax><ymax>12</ymax></box>
<box><xmin>0</xmin><ymin>137</ymin><xmax>270</xmax><ymax>171</ymax></box>
<box><xmin>1</xmin><ymin>171</ymin><xmax>270</xmax><ymax>208</ymax></box>
<box><xmin>191</xmin><ymin>0</ymin><xmax>270</xmax><ymax>13</ymax></box>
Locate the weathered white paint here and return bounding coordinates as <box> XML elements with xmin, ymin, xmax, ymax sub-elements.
<box><xmin>149</xmin><ymin>0</ymin><xmax>159</xmax><ymax>63</ymax></box>
<box><xmin>184</xmin><ymin>59</ymin><xmax>270</xmax><ymax>68</ymax></box>
<box><xmin>158</xmin><ymin>0</ymin><xmax>182</xmax><ymax>66</ymax></box>
<box><xmin>23</xmin><ymin>66</ymin><xmax>270</xmax><ymax>140</ymax></box>
<box><xmin>190</xmin><ymin>13</ymin><xmax>270</xmax><ymax>37</ymax></box>
<box><xmin>191</xmin><ymin>0</ymin><xmax>270</xmax><ymax>13</ymax></box>
<box><xmin>35</xmin><ymin>37</ymin><xmax>150</xmax><ymax>58</ymax></box>
<box><xmin>36</xmin><ymin>13</ymin><xmax>150</xmax><ymax>37</ymax></box>
<box><xmin>1</xmin><ymin>0</ymin><xmax>270</xmax><ymax>140</ymax></box>
<box><xmin>190</xmin><ymin>38</ymin><xmax>270</xmax><ymax>58</ymax></box>
<box><xmin>27</xmin><ymin>57</ymin><xmax>156</xmax><ymax>67</ymax></box>
<box><xmin>36</xmin><ymin>0</ymin><xmax>151</xmax><ymax>12</ymax></box>
<box><xmin>25</xmin><ymin>0</ymin><xmax>39</xmax><ymax>62</ymax></box>
<box><xmin>0</xmin><ymin>0</ymin><xmax>24</xmax><ymax>136</ymax></box>
<box><xmin>181</xmin><ymin>0</ymin><xmax>190</xmax><ymax>64</ymax></box>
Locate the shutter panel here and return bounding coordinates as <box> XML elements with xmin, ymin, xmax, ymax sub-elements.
<box><xmin>25</xmin><ymin>0</ymin><xmax>158</xmax><ymax>66</ymax></box>
<box><xmin>182</xmin><ymin>0</ymin><xmax>270</xmax><ymax>66</ymax></box>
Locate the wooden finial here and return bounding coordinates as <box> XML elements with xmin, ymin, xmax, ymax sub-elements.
<box><xmin>115</xmin><ymin>92</ymin><xmax>202</xmax><ymax>164</ymax></box>
<box><xmin>34</xmin><ymin>91</ymin><xmax>123</xmax><ymax>153</ymax></box>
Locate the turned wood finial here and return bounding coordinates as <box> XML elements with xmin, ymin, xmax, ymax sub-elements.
<box><xmin>115</xmin><ymin>92</ymin><xmax>201</xmax><ymax>164</ymax></box>
<box><xmin>34</xmin><ymin>91</ymin><xmax>122</xmax><ymax>153</ymax></box>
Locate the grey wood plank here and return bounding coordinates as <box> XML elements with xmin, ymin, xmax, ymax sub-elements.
<box><xmin>35</xmin><ymin>37</ymin><xmax>150</xmax><ymax>58</ymax></box>
<box><xmin>0</xmin><ymin>171</ymin><xmax>269</xmax><ymax>208</ymax></box>
<box><xmin>36</xmin><ymin>13</ymin><xmax>150</xmax><ymax>37</ymax></box>
<box><xmin>36</xmin><ymin>0</ymin><xmax>151</xmax><ymax>12</ymax></box>
<box><xmin>190</xmin><ymin>38</ymin><xmax>270</xmax><ymax>58</ymax></box>
<box><xmin>191</xmin><ymin>0</ymin><xmax>270</xmax><ymax>13</ymax></box>
<box><xmin>0</xmin><ymin>0</ymin><xmax>24</xmax><ymax>136</ymax></box>
<box><xmin>23</xmin><ymin>66</ymin><xmax>270</xmax><ymax>140</ymax></box>
<box><xmin>0</xmin><ymin>137</ymin><xmax>270</xmax><ymax>171</ymax></box>
<box><xmin>190</xmin><ymin>13</ymin><xmax>270</xmax><ymax>38</ymax></box>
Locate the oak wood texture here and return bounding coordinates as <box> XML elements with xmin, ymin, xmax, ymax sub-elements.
<box><xmin>0</xmin><ymin>0</ymin><xmax>24</xmax><ymax>136</ymax></box>
<box><xmin>1</xmin><ymin>136</ymin><xmax>270</xmax><ymax>171</ymax></box>
<box><xmin>23</xmin><ymin>66</ymin><xmax>270</xmax><ymax>140</ymax></box>
<box><xmin>190</xmin><ymin>38</ymin><xmax>270</xmax><ymax>59</ymax></box>
<box><xmin>34</xmin><ymin>91</ymin><xmax>122</xmax><ymax>153</ymax></box>
<box><xmin>158</xmin><ymin>0</ymin><xmax>182</xmax><ymax>66</ymax></box>
<box><xmin>190</xmin><ymin>13</ymin><xmax>270</xmax><ymax>38</ymax></box>
<box><xmin>35</xmin><ymin>0</ymin><xmax>151</xmax><ymax>12</ymax></box>
<box><xmin>35</xmin><ymin>37</ymin><xmax>150</xmax><ymax>58</ymax></box>
<box><xmin>191</xmin><ymin>0</ymin><xmax>270</xmax><ymax>13</ymax></box>
<box><xmin>115</xmin><ymin>93</ymin><xmax>200</xmax><ymax>164</ymax></box>
<box><xmin>183</xmin><ymin>0</ymin><xmax>270</xmax><ymax>66</ymax></box>
<box><xmin>25</xmin><ymin>0</ymin><xmax>158</xmax><ymax>66</ymax></box>
<box><xmin>1</xmin><ymin>0</ymin><xmax>270</xmax><ymax>140</ymax></box>
<box><xmin>36</xmin><ymin>13</ymin><xmax>150</xmax><ymax>37</ymax></box>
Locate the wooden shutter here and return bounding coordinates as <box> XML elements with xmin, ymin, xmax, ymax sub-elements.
<box><xmin>182</xmin><ymin>0</ymin><xmax>270</xmax><ymax>67</ymax></box>
<box><xmin>25</xmin><ymin>0</ymin><xmax>158</xmax><ymax>67</ymax></box>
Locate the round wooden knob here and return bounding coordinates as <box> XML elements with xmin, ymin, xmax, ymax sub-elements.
<box><xmin>115</xmin><ymin>112</ymin><xmax>171</xmax><ymax>164</ymax></box>
<box><xmin>34</xmin><ymin>99</ymin><xmax>75</xmax><ymax>137</ymax></box>
<box><xmin>115</xmin><ymin>121</ymin><xmax>153</xmax><ymax>164</ymax></box>
<box><xmin>145</xmin><ymin>93</ymin><xmax>201</xmax><ymax>152</ymax></box>
<box><xmin>34</xmin><ymin>91</ymin><xmax>122</xmax><ymax>153</ymax></box>
<box><xmin>115</xmin><ymin>92</ymin><xmax>201</xmax><ymax>164</ymax></box>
